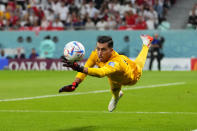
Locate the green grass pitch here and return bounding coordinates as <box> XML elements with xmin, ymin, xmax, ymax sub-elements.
<box><xmin>0</xmin><ymin>70</ymin><xmax>197</xmax><ymax>131</ymax></box>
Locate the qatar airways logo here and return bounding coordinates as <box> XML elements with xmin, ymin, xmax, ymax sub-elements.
<box><xmin>8</xmin><ymin>60</ymin><xmax>85</xmax><ymax>71</ymax></box>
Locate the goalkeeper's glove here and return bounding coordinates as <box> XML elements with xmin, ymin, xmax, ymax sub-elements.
<box><xmin>61</xmin><ymin>57</ymin><xmax>84</xmax><ymax>72</ymax></box>
<box><xmin>59</xmin><ymin>82</ymin><xmax>78</xmax><ymax>93</ymax></box>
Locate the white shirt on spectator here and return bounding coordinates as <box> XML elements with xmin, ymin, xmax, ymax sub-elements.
<box><xmin>85</xmin><ymin>20</ymin><xmax>96</xmax><ymax>30</ymax></box>
<box><xmin>0</xmin><ymin>4</ymin><xmax>6</xmax><ymax>12</ymax></box>
<box><xmin>75</xmin><ymin>0</ymin><xmax>83</xmax><ymax>8</ymax></box>
<box><xmin>86</xmin><ymin>3</ymin><xmax>99</xmax><ymax>18</ymax></box>
<box><xmin>144</xmin><ymin>7</ymin><xmax>158</xmax><ymax>25</ymax></box>
<box><xmin>107</xmin><ymin>16</ymin><xmax>117</xmax><ymax>30</ymax></box>
<box><xmin>113</xmin><ymin>2</ymin><xmax>121</xmax><ymax>13</ymax></box>
<box><xmin>41</xmin><ymin>0</ymin><xmax>50</xmax><ymax>10</ymax></box>
<box><xmin>146</xmin><ymin>19</ymin><xmax>155</xmax><ymax>30</ymax></box>
<box><xmin>119</xmin><ymin>5</ymin><xmax>129</xmax><ymax>17</ymax></box>
<box><xmin>58</xmin><ymin>5</ymin><xmax>69</xmax><ymax>21</ymax></box>
<box><xmin>122</xmin><ymin>4</ymin><xmax>136</xmax><ymax>14</ymax></box>
<box><xmin>44</xmin><ymin>10</ymin><xmax>55</xmax><ymax>22</ymax></box>
<box><xmin>29</xmin><ymin>0</ymin><xmax>40</xmax><ymax>6</ymax></box>
<box><xmin>41</xmin><ymin>17</ymin><xmax>50</xmax><ymax>28</ymax></box>
<box><xmin>29</xmin><ymin>14</ymin><xmax>39</xmax><ymax>24</ymax></box>
<box><xmin>1</xmin><ymin>0</ymin><xmax>8</xmax><ymax>3</ymax></box>
<box><xmin>108</xmin><ymin>2</ymin><xmax>116</xmax><ymax>12</ymax></box>
<box><xmin>158</xmin><ymin>0</ymin><xmax>164</xmax><ymax>6</ymax></box>
<box><xmin>96</xmin><ymin>20</ymin><xmax>108</xmax><ymax>30</ymax></box>
<box><xmin>51</xmin><ymin>1</ymin><xmax>61</xmax><ymax>15</ymax></box>
<box><xmin>79</xmin><ymin>3</ymin><xmax>88</xmax><ymax>17</ymax></box>
<box><xmin>52</xmin><ymin>20</ymin><xmax>64</xmax><ymax>28</ymax></box>
<box><xmin>189</xmin><ymin>8</ymin><xmax>197</xmax><ymax>16</ymax></box>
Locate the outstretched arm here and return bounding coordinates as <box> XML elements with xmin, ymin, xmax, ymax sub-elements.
<box><xmin>73</xmin><ymin>77</ymin><xmax>82</xmax><ymax>84</ymax></box>
<box><xmin>62</xmin><ymin>58</ymin><xmax>119</xmax><ymax>77</ymax></box>
<box><xmin>59</xmin><ymin>51</ymin><xmax>96</xmax><ymax>93</ymax></box>
<box><xmin>59</xmin><ymin>61</ymin><xmax>119</xmax><ymax>93</ymax></box>
<box><xmin>74</xmin><ymin>51</ymin><xmax>97</xmax><ymax>82</ymax></box>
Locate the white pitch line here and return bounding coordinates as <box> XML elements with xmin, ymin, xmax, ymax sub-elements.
<box><xmin>0</xmin><ymin>110</ymin><xmax>196</xmax><ymax>115</ymax></box>
<box><xmin>0</xmin><ymin>82</ymin><xmax>186</xmax><ymax>102</ymax></box>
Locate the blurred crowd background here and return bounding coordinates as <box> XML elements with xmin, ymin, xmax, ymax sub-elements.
<box><xmin>0</xmin><ymin>0</ymin><xmax>177</xmax><ymax>31</ymax></box>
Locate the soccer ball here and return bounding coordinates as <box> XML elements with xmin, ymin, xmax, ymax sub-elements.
<box><xmin>63</xmin><ymin>41</ymin><xmax>85</xmax><ymax>62</ymax></box>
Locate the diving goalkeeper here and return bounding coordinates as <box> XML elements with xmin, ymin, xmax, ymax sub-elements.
<box><xmin>59</xmin><ymin>35</ymin><xmax>153</xmax><ymax>112</ymax></box>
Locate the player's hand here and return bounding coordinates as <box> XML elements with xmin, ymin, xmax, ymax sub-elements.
<box><xmin>59</xmin><ymin>82</ymin><xmax>78</xmax><ymax>93</ymax></box>
<box><xmin>61</xmin><ymin>56</ymin><xmax>73</xmax><ymax>67</ymax></box>
<box><xmin>61</xmin><ymin>57</ymin><xmax>84</xmax><ymax>72</ymax></box>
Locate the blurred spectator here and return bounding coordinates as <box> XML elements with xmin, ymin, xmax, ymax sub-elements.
<box><xmin>0</xmin><ymin>3</ymin><xmax>6</xmax><ymax>12</ymax></box>
<box><xmin>187</xmin><ymin>11</ymin><xmax>197</xmax><ymax>29</ymax></box>
<box><xmin>58</xmin><ymin>1</ymin><xmax>69</xmax><ymax>25</ymax></box>
<box><xmin>39</xmin><ymin>35</ymin><xmax>56</xmax><ymax>59</ymax></box>
<box><xmin>66</xmin><ymin>11</ymin><xmax>83</xmax><ymax>30</ymax></box>
<box><xmin>0</xmin><ymin>16</ymin><xmax>4</xmax><ymax>30</ymax></box>
<box><xmin>124</xmin><ymin>10</ymin><xmax>138</xmax><ymax>25</ymax></box>
<box><xmin>187</xmin><ymin>3</ymin><xmax>197</xmax><ymax>29</ymax></box>
<box><xmin>106</xmin><ymin>16</ymin><xmax>117</xmax><ymax>30</ymax></box>
<box><xmin>134</xmin><ymin>15</ymin><xmax>147</xmax><ymax>29</ymax></box>
<box><xmin>29</xmin><ymin>48</ymin><xmax>39</xmax><ymax>59</ymax></box>
<box><xmin>41</xmin><ymin>15</ymin><xmax>50</xmax><ymax>29</ymax></box>
<box><xmin>0</xmin><ymin>48</ymin><xmax>8</xmax><ymax>70</ymax></box>
<box><xmin>122</xmin><ymin>1</ymin><xmax>137</xmax><ymax>15</ymax></box>
<box><xmin>86</xmin><ymin>1</ymin><xmax>99</xmax><ymax>18</ymax></box>
<box><xmin>0</xmin><ymin>49</ymin><xmax>7</xmax><ymax>59</ymax></box>
<box><xmin>16</xmin><ymin>0</ymin><xmax>25</xmax><ymax>10</ymax></box>
<box><xmin>52</xmin><ymin>16</ymin><xmax>64</xmax><ymax>28</ymax></box>
<box><xmin>149</xmin><ymin>33</ymin><xmax>165</xmax><ymax>71</ymax></box>
<box><xmin>102</xmin><ymin>8</ymin><xmax>110</xmax><ymax>22</ymax></box>
<box><xmin>158</xmin><ymin>17</ymin><xmax>170</xmax><ymax>30</ymax></box>
<box><xmin>85</xmin><ymin>17</ymin><xmax>96</xmax><ymax>30</ymax></box>
<box><xmin>114</xmin><ymin>11</ymin><xmax>123</xmax><ymax>27</ymax></box>
<box><xmin>72</xmin><ymin>12</ymin><xmax>84</xmax><ymax>30</ymax></box>
<box><xmin>14</xmin><ymin>48</ymin><xmax>25</xmax><ymax>59</ymax></box>
<box><xmin>96</xmin><ymin>17</ymin><xmax>107</xmax><ymax>30</ymax></box>
<box><xmin>45</xmin><ymin>8</ymin><xmax>55</xmax><ymax>22</ymax></box>
<box><xmin>69</xmin><ymin>0</ymin><xmax>79</xmax><ymax>14</ymax></box>
<box><xmin>144</xmin><ymin>6</ymin><xmax>158</xmax><ymax>30</ymax></box>
<box><xmin>91</xmin><ymin>12</ymin><xmax>100</xmax><ymax>25</ymax></box>
<box><xmin>51</xmin><ymin>0</ymin><xmax>61</xmax><ymax>14</ymax></box>
<box><xmin>95</xmin><ymin>0</ymin><xmax>104</xmax><ymax>9</ymax></box>
<box><xmin>153</xmin><ymin>0</ymin><xmax>164</xmax><ymax>24</ymax></box>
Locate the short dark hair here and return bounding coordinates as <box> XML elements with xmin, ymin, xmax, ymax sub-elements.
<box><xmin>97</xmin><ymin>36</ymin><xmax>113</xmax><ymax>48</ymax></box>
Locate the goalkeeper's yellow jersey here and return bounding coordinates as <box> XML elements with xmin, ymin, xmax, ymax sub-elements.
<box><xmin>76</xmin><ymin>50</ymin><xmax>140</xmax><ymax>85</ymax></box>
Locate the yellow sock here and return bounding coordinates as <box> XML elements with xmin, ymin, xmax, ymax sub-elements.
<box><xmin>134</xmin><ymin>45</ymin><xmax>149</xmax><ymax>69</ymax></box>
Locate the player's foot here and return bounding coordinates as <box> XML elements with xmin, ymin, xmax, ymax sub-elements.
<box><xmin>108</xmin><ymin>90</ymin><xmax>124</xmax><ymax>112</ymax></box>
<box><xmin>140</xmin><ymin>35</ymin><xmax>153</xmax><ymax>47</ymax></box>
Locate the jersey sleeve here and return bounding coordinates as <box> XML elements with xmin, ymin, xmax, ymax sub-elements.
<box><xmin>87</xmin><ymin>61</ymin><xmax>120</xmax><ymax>77</ymax></box>
<box><xmin>75</xmin><ymin>51</ymin><xmax>97</xmax><ymax>80</ymax></box>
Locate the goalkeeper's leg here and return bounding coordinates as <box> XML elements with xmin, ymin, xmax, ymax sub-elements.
<box><xmin>135</xmin><ymin>45</ymin><xmax>149</xmax><ymax>70</ymax></box>
<box><xmin>133</xmin><ymin>35</ymin><xmax>153</xmax><ymax>81</ymax></box>
<box><xmin>108</xmin><ymin>80</ymin><xmax>123</xmax><ymax>112</ymax></box>
<box><xmin>135</xmin><ymin>35</ymin><xmax>153</xmax><ymax>70</ymax></box>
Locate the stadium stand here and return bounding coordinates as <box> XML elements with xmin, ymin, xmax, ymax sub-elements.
<box><xmin>166</xmin><ymin>0</ymin><xmax>196</xmax><ymax>29</ymax></box>
<box><xmin>187</xmin><ymin>3</ymin><xmax>197</xmax><ymax>29</ymax></box>
<box><xmin>0</xmin><ymin>0</ymin><xmax>176</xmax><ymax>31</ymax></box>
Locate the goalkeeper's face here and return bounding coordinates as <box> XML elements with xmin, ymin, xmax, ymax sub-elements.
<box><xmin>96</xmin><ymin>42</ymin><xmax>113</xmax><ymax>62</ymax></box>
